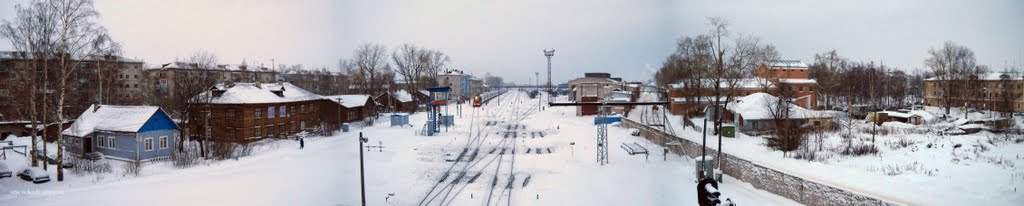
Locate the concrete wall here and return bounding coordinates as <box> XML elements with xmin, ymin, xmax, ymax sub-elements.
<box><xmin>620</xmin><ymin>119</ymin><xmax>899</xmax><ymax>206</ymax></box>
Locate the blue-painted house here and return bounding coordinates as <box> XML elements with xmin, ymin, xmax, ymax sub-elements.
<box><xmin>61</xmin><ymin>104</ymin><xmax>179</xmax><ymax>162</ymax></box>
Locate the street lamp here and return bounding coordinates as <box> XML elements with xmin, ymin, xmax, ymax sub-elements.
<box><xmin>359</xmin><ymin>132</ymin><xmax>369</xmax><ymax>206</ymax></box>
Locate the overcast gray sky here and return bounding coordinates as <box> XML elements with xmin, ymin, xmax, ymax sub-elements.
<box><xmin>2</xmin><ymin>0</ymin><xmax>1023</xmax><ymax>84</ymax></box>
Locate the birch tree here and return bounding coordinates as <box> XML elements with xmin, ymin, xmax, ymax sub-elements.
<box><xmin>925</xmin><ymin>41</ymin><xmax>976</xmax><ymax>115</ymax></box>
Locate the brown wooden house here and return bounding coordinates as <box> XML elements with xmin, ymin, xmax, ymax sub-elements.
<box><xmin>376</xmin><ymin>90</ymin><xmax>418</xmax><ymax>113</ymax></box>
<box><xmin>189</xmin><ymin>82</ymin><xmax>325</xmax><ymax>142</ymax></box>
<box><xmin>322</xmin><ymin>94</ymin><xmax>378</xmax><ymax>133</ymax></box>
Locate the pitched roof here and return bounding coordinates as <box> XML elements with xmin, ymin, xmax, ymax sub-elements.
<box><xmin>768</xmin><ymin>60</ymin><xmax>809</xmax><ymax>69</ymax></box>
<box><xmin>726</xmin><ymin>93</ymin><xmax>830</xmax><ymax>120</ymax></box>
<box><xmin>925</xmin><ymin>72</ymin><xmax>1023</xmax><ymax>81</ymax></box>
<box><xmin>394</xmin><ymin>90</ymin><xmax>414</xmax><ymax>102</ymax></box>
<box><xmin>194</xmin><ymin>82</ymin><xmax>324</xmax><ymax>104</ymax></box>
<box><xmin>62</xmin><ymin>105</ymin><xmax>163</xmax><ymax>137</ymax></box>
<box><xmin>325</xmin><ymin>94</ymin><xmax>372</xmax><ymax>108</ymax></box>
<box><xmin>777</xmin><ymin>78</ymin><xmax>818</xmax><ymax>84</ymax></box>
<box><xmin>671</xmin><ymin>77</ymin><xmax>776</xmax><ymax>89</ymax></box>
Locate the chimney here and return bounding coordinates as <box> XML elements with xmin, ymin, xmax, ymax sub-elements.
<box><xmin>93</xmin><ymin>104</ymin><xmax>101</xmax><ymax>113</ymax></box>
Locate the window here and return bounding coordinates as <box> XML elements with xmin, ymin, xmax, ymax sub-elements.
<box><xmin>227</xmin><ymin>109</ymin><xmax>237</xmax><ymax>119</ymax></box>
<box><xmin>254</xmin><ymin>126</ymin><xmax>262</xmax><ymax>138</ymax></box>
<box><xmin>300</xmin><ymin>105</ymin><xmax>306</xmax><ymax>113</ymax></box>
<box><xmin>160</xmin><ymin>136</ymin><xmax>168</xmax><ymax>149</ymax></box>
<box><xmin>227</xmin><ymin>127</ymin><xmax>236</xmax><ymax>139</ymax></box>
<box><xmin>144</xmin><ymin>138</ymin><xmax>154</xmax><ymax>151</ymax></box>
<box><xmin>108</xmin><ymin>137</ymin><xmax>116</xmax><ymax>149</ymax></box>
<box><xmin>97</xmin><ymin>136</ymin><xmax>106</xmax><ymax>148</ymax></box>
<box><xmin>279</xmin><ymin>106</ymin><xmax>287</xmax><ymax>118</ymax></box>
<box><xmin>278</xmin><ymin>124</ymin><xmax>285</xmax><ymax>135</ymax></box>
<box><xmin>300</xmin><ymin>121</ymin><xmax>306</xmax><ymax>129</ymax></box>
<box><xmin>268</xmin><ymin>106</ymin><xmax>275</xmax><ymax>119</ymax></box>
<box><xmin>289</xmin><ymin>105</ymin><xmax>296</xmax><ymax>116</ymax></box>
<box><xmin>255</xmin><ymin>108</ymin><xmax>262</xmax><ymax>118</ymax></box>
<box><xmin>291</xmin><ymin>121</ymin><xmax>298</xmax><ymax>131</ymax></box>
<box><xmin>348</xmin><ymin>111</ymin><xmax>357</xmax><ymax>120</ymax></box>
<box><xmin>267</xmin><ymin>125</ymin><xmax>275</xmax><ymax>138</ymax></box>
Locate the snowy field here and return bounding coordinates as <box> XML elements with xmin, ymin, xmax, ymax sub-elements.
<box><xmin>0</xmin><ymin>91</ymin><xmax>799</xmax><ymax>206</ymax></box>
<box><xmin>628</xmin><ymin>96</ymin><xmax>1024</xmax><ymax>206</ymax></box>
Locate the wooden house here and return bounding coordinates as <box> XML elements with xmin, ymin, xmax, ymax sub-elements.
<box><xmin>61</xmin><ymin>104</ymin><xmax>179</xmax><ymax>162</ymax></box>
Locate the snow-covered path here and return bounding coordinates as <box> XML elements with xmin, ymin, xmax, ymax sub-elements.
<box><xmin>1</xmin><ymin>91</ymin><xmax>799</xmax><ymax>206</ymax></box>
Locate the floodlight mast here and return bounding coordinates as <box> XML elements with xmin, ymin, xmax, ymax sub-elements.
<box><xmin>544</xmin><ymin>49</ymin><xmax>555</xmax><ymax>93</ymax></box>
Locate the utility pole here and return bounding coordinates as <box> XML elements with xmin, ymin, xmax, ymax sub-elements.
<box><xmin>544</xmin><ymin>49</ymin><xmax>555</xmax><ymax>94</ymax></box>
<box><xmin>596</xmin><ymin>105</ymin><xmax>609</xmax><ymax>165</ymax></box>
<box><xmin>536</xmin><ymin>72</ymin><xmax>541</xmax><ymax>111</ymax></box>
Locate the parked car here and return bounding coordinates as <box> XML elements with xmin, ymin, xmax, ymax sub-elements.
<box><xmin>0</xmin><ymin>162</ymin><xmax>12</xmax><ymax>178</ymax></box>
<box><xmin>46</xmin><ymin>154</ymin><xmax>75</xmax><ymax>168</ymax></box>
<box><xmin>17</xmin><ymin>167</ymin><xmax>50</xmax><ymax>183</ymax></box>
<box><xmin>31</xmin><ymin>149</ymin><xmax>74</xmax><ymax>168</ymax></box>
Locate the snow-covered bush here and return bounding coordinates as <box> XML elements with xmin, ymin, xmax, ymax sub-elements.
<box><xmin>839</xmin><ymin>139</ymin><xmax>878</xmax><ymax>156</ymax></box>
<box><xmin>122</xmin><ymin>160</ymin><xmax>141</xmax><ymax>177</ymax></box>
<box><xmin>70</xmin><ymin>157</ymin><xmax>112</xmax><ymax>175</ymax></box>
<box><xmin>173</xmin><ymin>144</ymin><xmax>204</xmax><ymax>168</ymax></box>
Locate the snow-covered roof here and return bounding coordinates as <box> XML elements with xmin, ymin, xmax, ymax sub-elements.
<box><xmin>925</xmin><ymin>72</ymin><xmax>1023</xmax><ymax>81</ymax></box>
<box><xmin>671</xmin><ymin>77</ymin><xmax>776</xmax><ymax>89</ymax></box>
<box><xmin>727</xmin><ymin>93</ymin><xmax>830</xmax><ymax>120</ymax></box>
<box><xmin>194</xmin><ymin>82</ymin><xmax>324</xmax><ymax>104</ymax></box>
<box><xmin>606</xmin><ymin>91</ymin><xmax>632</xmax><ymax>102</ymax></box>
<box><xmin>325</xmin><ymin>94</ymin><xmax>372</xmax><ymax>108</ymax></box>
<box><xmin>777</xmin><ymin>78</ymin><xmax>817</xmax><ymax>84</ymax></box>
<box><xmin>0</xmin><ymin>51</ymin><xmax>142</xmax><ymax>63</ymax></box>
<box><xmin>878</xmin><ymin>111</ymin><xmax>918</xmax><ymax>119</ymax></box>
<box><xmin>768</xmin><ymin>60</ymin><xmax>808</xmax><ymax>69</ymax></box>
<box><xmin>394</xmin><ymin>90</ymin><xmax>414</xmax><ymax>103</ymax></box>
<box><xmin>62</xmin><ymin>105</ymin><xmax>163</xmax><ymax>137</ymax></box>
<box><xmin>418</xmin><ymin>90</ymin><xmax>429</xmax><ymax>97</ymax></box>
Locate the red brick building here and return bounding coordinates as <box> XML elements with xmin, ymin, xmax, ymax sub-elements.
<box><xmin>668</xmin><ymin>60</ymin><xmax>819</xmax><ymax>115</ymax></box>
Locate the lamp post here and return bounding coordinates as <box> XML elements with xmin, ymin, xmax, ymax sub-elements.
<box><xmin>359</xmin><ymin>132</ymin><xmax>368</xmax><ymax>206</ymax></box>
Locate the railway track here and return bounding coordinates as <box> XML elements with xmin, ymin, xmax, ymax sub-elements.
<box><xmin>419</xmin><ymin>90</ymin><xmax>539</xmax><ymax>206</ymax></box>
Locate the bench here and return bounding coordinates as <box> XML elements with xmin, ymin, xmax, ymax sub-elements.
<box><xmin>620</xmin><ymin>142</ymin><xmax>648</xmax><ymax>155</ymax></box>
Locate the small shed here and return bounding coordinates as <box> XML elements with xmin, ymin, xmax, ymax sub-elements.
<box><xmin>390</xmin><ymin>113</ymin><xmax>410</xmax><ymax>127</ymax></box>
<box><xmin>61</xmin><ymin>104</ymin><xmax>179</xmax><ymax>162</ymax></box>
<box><xmin>874</xmin><ymin>111</ymin><xmax>923</xmax><ymax>125</ymax></box>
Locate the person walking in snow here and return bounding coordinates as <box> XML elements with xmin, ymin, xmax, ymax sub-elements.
<box><xmin>300</xmin><ymin>137</ymin><xmax>305</xmax><ymax>149</ymax></box>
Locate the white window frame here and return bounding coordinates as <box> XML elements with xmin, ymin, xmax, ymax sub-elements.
<box><xmin>159</xmin><ymin>136</ymin><xmax>168</xmax><ymax>149</ymax></box>
<box><xmin>108</xmin><ymin>136</ymin><xmax>116</xmax><ymax>149</ymax></box>
<box><xmin>144</xmin><ymin>138</ymin><xmax>154</xmax><ymax>151</ymax></box>
<box><xmin>98</xmin><ymin>136</ymin><xmax>106</xmax><ymax>148</ymax></box>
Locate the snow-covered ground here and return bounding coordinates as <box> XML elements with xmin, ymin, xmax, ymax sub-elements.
<box><xmin>627</xmin><ymin>97</ymin><xmax>1024</xmax><ymax>205</ymax></box>
<box><xmin>0</xmin><ymin>91</ymin><xmax>799</xmax><ymax>206</ymax></box>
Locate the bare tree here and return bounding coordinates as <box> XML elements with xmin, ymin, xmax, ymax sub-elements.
<box><xmin>421</xmin><ymin>49</ymin><xmax>449</xmax><ymax>87</ymax></box>
<box><xmin>353</xmin><ymin>43</ymin><xmax>389</xmax><ymax>94</ymax></box>
<box><xmin>925</xmin><ymin>41</ymin><xmax>977</xmax><ymax>115</ymax></box>
<box><xmin>810</xmin><ymin>49</ymin><xmax>846</xmax><ymax>110</ymax></box>
<box><xmin>392</xmin><ymin>44</ymin><xmax>422</xmax><ymax>92</ymax></box>
<box><xmin>763</xmin><ymin>81</ymin><xmax>805</xmax><ymax>157</ymax></box>
<box><xmin>996</xmin><ymin>72</ymin><xmax>1019</xmax><ymax>119</ymax></box>
<box><xmin>50</xmin><ymin>0</ymin><xmax>109</xmax><ymax>181</ymax></box>
<box><xmin>1</xmin><ymin>0</ymin><xmax>54</xmax><ymax>167</ymax></box>
<box><xmin>179</xmin><ymin>51</ymin><xmax>219</xmax><ymax>158</ymax></box>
